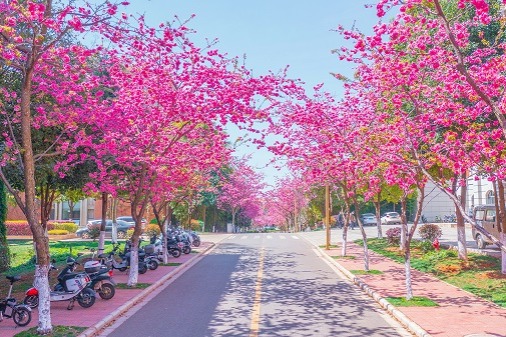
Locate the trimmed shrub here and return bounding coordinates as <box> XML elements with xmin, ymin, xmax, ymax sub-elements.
<box><xmin>6</xmin><ymin>221</ymin><xmax>78</xmax><ymax>235</ymax></box>
<box><xmin>48</xmin><ymin>229</ymin><xmax>69</xmax><ymax>235</ymax></box>
<box><xmin>418</xmin><ymin>223</ymin><xmax>443</xmax><ymax>242</ymax></box>
<box><xmin>51</xmin><ymin>222</ymin><xmax>78</xmax><ymax>233</ymax></box>
<box><xmin>144</xmin><ymin>224</ymin><xmax>160</xmax><ymax>237</ymax></box>
<box><xmin>6</xmin><ymin>221</ymin><xmax>33</xmax><ymax>236</ymax></box>
<box><xmin>386</xmin><ymin>227</ymin><xmax>402</xmax><ymax>246</ymax></box>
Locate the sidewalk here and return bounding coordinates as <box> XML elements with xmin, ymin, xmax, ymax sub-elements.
<box><xmin>0</xmin><ymin>242</ymin><xmax>215</xmax><ymax>337</ymax></box>
<box><xmin>315</xmin><ymin>242</ymin><xmax>506</xmax><ymax>337</ymax></box>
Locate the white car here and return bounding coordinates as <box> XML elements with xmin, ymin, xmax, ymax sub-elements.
<box><xmin>381</xmin><ymin>212</ymin><xmax>401</xmax><ymax>225</ymax></box>
<box><xmin>116</xmin><ymin>216</ymin><xmax>147</xmax><ymax>228</ymax></box>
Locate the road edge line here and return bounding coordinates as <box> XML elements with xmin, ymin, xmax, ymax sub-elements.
<box><xmin>79</xmin><ymin>240</ymin><xmax>221</xmax><ymax>337</ymax></box>
<box><xmin>302</xmin><ymin>236</ymin><xmax>432</xmax><ymax>337</ymax></box>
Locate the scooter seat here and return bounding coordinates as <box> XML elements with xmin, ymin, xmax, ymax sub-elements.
<box><xmin>6</xmin><ymin>275</ymin><xmax>20</xmax><ymax>282</ymax></box>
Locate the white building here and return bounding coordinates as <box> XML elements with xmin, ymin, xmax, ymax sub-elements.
<box><xmin>466</xmin><ymin>175</ymin><xmax>495</xmax><ymax>212</ymax></box>
<box><xmin>420</xmin><ymin>180</ymin><xmax>455</xmax><ymax>222</ymax></box>
<box><xmin>419</xmin><ymin>176</ymin><xmax>495</xmax><ymax>223</ymax></box>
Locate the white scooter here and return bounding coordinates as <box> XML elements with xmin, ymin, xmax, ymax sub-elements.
<box><xmin>24</xmin><ymin>257</ymin><xmax>95</xmax><ymax>310</ymax></box>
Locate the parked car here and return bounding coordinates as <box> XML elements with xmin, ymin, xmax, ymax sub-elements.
<box><xmin>381</xmin><ymin>212</ymin><xmax>401</xmax><ymax>225</ymax></box>
<box><xmin>76</xmin><ymin>219</ymin><xmax>135</xmax><ymax>239</ymax></box>
<box><xmin>472</xmin><ymin>204</ymin><xmax>500</xmax><ymax>249</ymax></box>
<box><xmin>69</xmin><ymin>219</ymin><xmax>80</xmax><ymax>226</ymax></box>
<box><xmin>116</xmin><ymin>216</ymin><xmax>147</xmax><ymax>228</ymax></box>
<box><xmin>360</xmin><ymin>213</ymin><xmax>377</xmax><ymax>226</ymax></box>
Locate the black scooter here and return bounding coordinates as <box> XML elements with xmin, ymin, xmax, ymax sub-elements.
<box><xmin>80</xmin><ymin>250</ymin><xmax>116</xmax><ymax>300</ymax></box>
<box><xmin>100</xmin><ymin>243</ymin><xmax>148</xmax><ymax>274</ymax></box>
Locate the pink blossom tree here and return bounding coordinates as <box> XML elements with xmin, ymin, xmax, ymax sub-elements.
<box><xmin>217</xmin><ymin>160</ymin><xmax>265</xmax><ymax>230</ymax></box>
<box><xmin>78</xmin><ymin>13</ymin><xmax>299</xmax><ymax>285</ymax></box>
<box><xmin>0</xmin><ymin>1</ymin><xmax>129</xmax><ymax>332</ymax></box>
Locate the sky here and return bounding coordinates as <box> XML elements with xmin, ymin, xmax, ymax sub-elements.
<box><xmin>126</xmin><ymin>1</ymin><xmax>381</xmax><ymax>188</ymax></box>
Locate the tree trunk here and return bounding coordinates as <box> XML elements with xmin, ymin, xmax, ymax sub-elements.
<box><xmin>127</xmin><ymin>246</ymin><xmax>139</xmax><ymax>287</ymax></box>
<box><xmin>21</xmin><ymin>62</ymin><xmax>52</xmax><ymax>334</ymax></box>
<box><xmin>374</xmin><ymin>197</ymin><xmax>383</xmax><ymax>238</ymax></box>
<box><xmin>39</xmin><ymin>182</ymin><xmax>56</xmax><ymax>228</ymax></box>
<box><xmin>111</xmin><ymin>197</ymin><xmax>119</xmax><ymax>243</ymax></box>
<box><xmin>34</xmin><ymin>264</ymin><xmax>52</xmax><ymax>333</ymax></box>
<box><xmin>341</xmin><ymin>201</ymin><xmax>350</xmax><ymax>257</ymax></box>
<box><xmin>456</xmin><ymin>174</ymin><xmax>468</xmax><ymax>261</ymax></box>
<box><xmin>354</xmin><ymin>199</ymin><xmax>369</xmax><ymax>271</ymax></box>
<box><xmin>98</xmin><ymin>192</ymin><xmax>108</xmax><ymax>254</ymax></box>
<box><xmin>497</xmin><ymin>180</ymin><xmax>506</xmax><ymax>274</ymax></box>
<box><xmin>68</xmin><ymin>200</ymin><xmax>75</xmax><ymax>219</ymax></box>
<box><xmin>202</xmin><ymin>205</ymin><xmax>207</xmax><ymax>232</ymax></box>
<box><xmin>401</xmin><ymin>196</ymin><xmax>413</xmax><ymax>300</ymax></box>
<box><xmin>404</xmin><ymin>246</ymin><xmax>413</xmax><ymax>300</ymax></box>
<box><xmin>127</xmin><ymin>191</ymin><xmax>149</xmax><ymax>286</ymax></box>
<box><xmin>232</xmin><ymin>209</ymin><xmax>237</xmax><ymax>232</ymax></box>
<box><xmin>161</xmin><ymin>204</ymin><xmax>172</xmax><ymax>264</ymax></box>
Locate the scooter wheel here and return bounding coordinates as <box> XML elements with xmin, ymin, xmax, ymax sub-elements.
<box><xmin>139</xmin><ymin>263</ymin><xmax>147</xmax><ymax>274</ymax></box>
<box><xmin>23</xmin><ymin>295</ymin><xmax>39</xmax><ymax>309</ymax></box>
<box><xmin>170</xmin><ymin>249</ymin><xmax>181</xmax><ymax>258</ymax></box>
<box><xmin>77</xmin><ymin>288</ymin><xmax>96</xmax><ymax>308</ymax></box>
<box><xmin>183</xmin><ymin>246</ymin><xmax>191</xmax><ymax>254</ymax></box>
<box><xmin>13</xmin><ymin>306</ymin><xmax>32</xmax><ymax>327</ymax></box>
<box><xmin>147</xmin><ymin>259</ymin><xmax>158</xmax><ymax>270</ymax></box>
<box><xmin>98</xmin><ymin>283</ymin><xmax>115</xmax><ymax>300</ymax></box>
<box><xmin>192</xmin><ymin>240</ymin><xmax>201</xmax><ymax>247</ymax></box>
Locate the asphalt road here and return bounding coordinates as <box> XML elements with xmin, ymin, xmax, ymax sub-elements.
<box><xmin>102</xmin><ymin>233</ymin><xmax>411</xmax><ymax>337</ymax></box>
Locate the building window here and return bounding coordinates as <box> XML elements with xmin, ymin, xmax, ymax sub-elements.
<box><xmin>486</xmin><ymin>190</ymin><xmax>495</xmax><ymax>205</ymax></box>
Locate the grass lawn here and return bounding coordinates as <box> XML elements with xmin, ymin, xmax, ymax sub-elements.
<box><xmin>331</xmin><ymin>255</ymin><xmax>356</xmax><ymax>260</ymax></box>
<box><xmin>116</xmin><ymin>283</ymin><xmax>151</xmax><ymax>289</ymax></box>
<box><xmin>359</xmin><ymin>238</ymin><xmax>506</xmax><ymax>307</ymax></box>
<box><xmin>14</xmin><ymin>325</ymin><xmax>86</xmax><ymax>337</ymax></box>
<box><xmin>350</xmin><ymin>269</ymin><xmax>383</xmax><ymax>275</ymax></box>
<box><xmin>386</xmin><ymin>296</ymin><xmax>438</xmax><ymax>307</ymax></box>
<box><xmin>161</xmin><ymin>262</ymin><xmax>182</xmax><ymax>266</ymax></box>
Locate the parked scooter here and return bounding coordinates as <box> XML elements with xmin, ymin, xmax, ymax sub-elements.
<box><xmin>100</xmin><ymin>243</ymin><xmax>148</xmax><ymax>274</ymax></box>
<box><xmin>79</xmin><ymin>249</ymin><xmax>116</xmax><ymax>300</ymax></box>
<box><xmin>174</xmin><ymin>232</ymin><xmax>192</xmax><ymax>255</ymax></box>
<box><xmin>189</xmin><ymin>231</ymin><xmax>201</xmax><ymax>247</ymax></box>
<box><xmin>1</xmin><ymin>276</ymin><xmax>31</xmax><ymax>326</ymax></box>
<box><xmin>24</xmin><ymin>257</ymin><xmax>96</xmax><ymax>310</ymax></box>
<box><xmin>152</xmin><ymin>234</ymin><xmax>182</xmax><ymax>259</ymax></box>
<box><xmin>138</xmin><ymin>243</ymin><xmax>159</xmax><ymax>270</ymax></box>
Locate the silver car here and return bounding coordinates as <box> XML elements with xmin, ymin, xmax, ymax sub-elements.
<box><xmin>381</xmin><ymin>212</ymin><xmax>401</xmax><ymax>225</ymax></box>
<box><xmin>360</xmin><ymin>213</ymin><xmax>377</xmax><ymax>226</ymax></box>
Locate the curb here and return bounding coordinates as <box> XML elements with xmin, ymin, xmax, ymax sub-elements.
<box><xmin>78</xmin><ymin>242</ymin><xmax>217</xmax><ymax>337</ymax></box>
<box><xmin>313</xmin><ymin>244</ymin><xmax>433</xmax><ymax>337</ymax></box>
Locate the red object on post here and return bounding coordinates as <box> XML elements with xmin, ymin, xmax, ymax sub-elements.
<box><xmin>432</xmin><ymin>238</ymin><xmax>440</xmax><ymax>250</ymax></box>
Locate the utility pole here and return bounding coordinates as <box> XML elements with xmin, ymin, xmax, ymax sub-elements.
<box><xmin>325</xmin><ymin>185</ymin><xmax>331</xmax><ymax>250</ymax></box>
